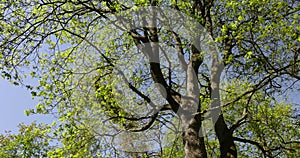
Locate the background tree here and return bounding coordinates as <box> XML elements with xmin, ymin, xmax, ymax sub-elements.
<box><xmin>0</xmin><ymin>0</ymin><xmax>299</xmax><ymax>157</ymax></box>
<box><xmin>0</xmin><ymin>122</ymin><xmax>52</xmax><ymax>157</ymax></box>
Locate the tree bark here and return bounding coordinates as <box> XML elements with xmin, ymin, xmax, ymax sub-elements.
<box><xmin>182</xmin><ymin>115</ymin><xmax>207</xmax><ymax>158</ymax></box>
<box><xmin>210</xmin><ymin>47</ymin><xmax>237</xmax><ymax>158</ymax></box>
<box><xmin>181</xmin><ymin>52</ymin><xmax>207</xmax><ymax>158</ymax></box>
<box><xmin>214</xmin><ymin>115</ymin><xmax>237</xmax><ymax>158</ymax></box>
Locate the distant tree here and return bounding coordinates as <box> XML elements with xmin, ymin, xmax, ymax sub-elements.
<box><xmin>0</xmin><ymin>122</ymin><xmax>51</xmax><ymax>157</ymax></box>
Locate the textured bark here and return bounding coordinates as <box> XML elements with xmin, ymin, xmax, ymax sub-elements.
<box><xmin>180</xmin><ymin>51</ymin><xmax>207</xmax><ymax>158</ymax></box>
<box><xmin>182</xmin><ymin>115</ymin><xmax>207</xmax><ymax>158</ymax></box>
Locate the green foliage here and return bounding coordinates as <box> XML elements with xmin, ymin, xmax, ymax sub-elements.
<box><xmin>0</xmin><ymin>0</ymin><xmax>299</xmax><ymax>157</ymax></box>
<box><xmin>0</xmin><ymin>122</ymin><xmax>52</xmax><ymax>157</ymax></box>
<box><xmin>222</xmin><ymin>80</ymin><xmax>300</xmax><ymax>157</ymax></box>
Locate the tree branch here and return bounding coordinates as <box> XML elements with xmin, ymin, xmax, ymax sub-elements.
<box><xmin>229</xmin><ymin>108</ymin><xmax>247</xmax><ymax>133</ymax></box>
<box><xmin>233</xmin><ymin>137</ymin><xmax>268</xmax><ymax>157</ymax></box>
<box><xmin>127</xmin><ymin>113</ymin><xmax>159</xmax><ymax>132</ymax></box>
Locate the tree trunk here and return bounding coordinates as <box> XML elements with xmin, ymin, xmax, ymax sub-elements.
<box><xmin>214</xmin><ymin>115</ymin><xmax>237</xmax><ymax>158</ymax></box>
<box><xmin>182</xmin><ymin>116</ymin><xmax>207</xmax><ymax>158</ymax></box>
<box><xmin>210</xmin><ymin>47</ymin><xmax>237</xmax><ymax>158</ymax></box>
<box><xmin>181</xmin><ymin>51</ymin><xmax>207</xmax><ymax>158</ymax></box>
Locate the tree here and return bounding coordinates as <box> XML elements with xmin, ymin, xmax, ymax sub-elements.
<box><xmin>0</xmin><ymin>122</ymin><xmax>52</xmax><ymax>157</ymax></box>
<box><xmin>0</xmin><ymin>0</ymin><xmax>299</xmax><ymax>157</ymax></box>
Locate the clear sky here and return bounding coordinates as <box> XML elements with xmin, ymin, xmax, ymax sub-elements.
<box><xmin>0</xmin><ymin>78</ymin><xmax>54</xmax><ymax>133</ymax></box>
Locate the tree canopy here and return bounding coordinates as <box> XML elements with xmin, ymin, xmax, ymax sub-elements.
<box><xmin>0</xmin><ymin>0</ymin><xmax>299</xmax><ymax>157</ymax></box>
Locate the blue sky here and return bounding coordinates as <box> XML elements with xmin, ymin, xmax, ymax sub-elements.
<box><xmin>0</xmin><ymin>78</ymin><xmax>54</xmax><ymax>133</ymax></box>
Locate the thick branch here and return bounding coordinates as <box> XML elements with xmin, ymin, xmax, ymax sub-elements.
<box><xmin>127</xmin><ymin>113</ymin><xmax>159</xmax><ymax>132</ymax></box>
<box><xmin>171</xmin><ymin>31</ymin><xmax>187</xmax><ymax>70</ymax></box>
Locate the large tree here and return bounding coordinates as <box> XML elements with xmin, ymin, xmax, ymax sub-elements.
<box><xmin>0</xmin><ymin>0</ymin><xmax>299</xmax><ymax>157</ymax></box>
